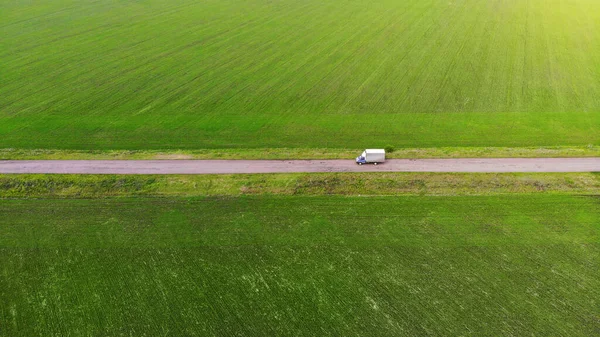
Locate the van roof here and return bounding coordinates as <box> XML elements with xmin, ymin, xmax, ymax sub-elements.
<box><xmin>365</xmin><ymin>149</ymin><xmax>385</xmax><ymax>153</ymax></box>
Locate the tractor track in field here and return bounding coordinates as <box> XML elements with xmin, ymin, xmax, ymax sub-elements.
<box><xmin>0</xmin><ymin>158</ymin><xmax>599</xmax><ymax>174</ymax></box>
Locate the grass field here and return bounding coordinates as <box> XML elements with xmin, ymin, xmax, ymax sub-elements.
<box><xmin>2</xmin><ymin>0</ymin><xmax>600</xmax><ymax>150</ymax></box>
<box><xmin>1</xmin><ymin>195</ymin><xmax>599</xmax><ymax>335</ymax></box>
<box><xmin>2</xmin><ymin>0</ymin><xmax>600</xmax><ymax>334</ymax></box>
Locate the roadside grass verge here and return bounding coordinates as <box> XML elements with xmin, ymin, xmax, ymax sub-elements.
<box><xmin>1</xmin><ymin>173</ymin><xmax>599</xmax><ymax>198</ymax></box>
<box><xmin>1</xmin><ymin>146</ymin><xmax>599</xmax><ymax>160</ymax></box>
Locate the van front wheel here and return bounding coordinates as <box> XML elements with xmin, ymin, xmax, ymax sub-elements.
<box><xmin>374</xmin><ymin>162</ymin><xmax>378</xmax><ymax>165</ymax></box>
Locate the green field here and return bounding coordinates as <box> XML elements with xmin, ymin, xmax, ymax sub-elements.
<box><xmin>2</xmin><ymin>0</ymin><xmax>600</xmax><ymax>150</ymax></box>
<box><xmin>1</xmin><ymin>195</ymin><xmax>599</xmax><ymax>335</ymax></box>
<box><xmin>2</xmin><ymin>0</ymin><xmax>600</xmax><ymax>334</ymax></box>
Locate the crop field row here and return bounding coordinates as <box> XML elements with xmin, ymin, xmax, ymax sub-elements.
<box><xmin>1</xmin><ymin>195</ymin><xmax>599</xmax><ymax>335</ymax></box>
<box><xmin>2</xmin><ymin>0</ymin><xmax>600</xmax><ymax>149</ymax></box>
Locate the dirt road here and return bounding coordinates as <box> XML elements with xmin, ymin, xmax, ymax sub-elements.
<box><xmin>0</xmin><ymin>158</ymin><xmax>599</xmax><ymax>174</ymax></box>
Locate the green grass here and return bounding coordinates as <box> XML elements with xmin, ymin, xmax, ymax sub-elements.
<box><xmin>2</xmin><ymin>0</ymin><xmax>600</xmax><ymax>150</ymax></box>
<box><xmin>2</xmin><ymin>172</ymin><xmax>600</xmax><ymax>198</ymax></box>
<box><xmin>2</xmin><ymin>145</ymin><xmax>600</xmax><ymax>160</ymax></box>
<box><xmin>1</xmin><ymin>195</ymin><xmax>599</xmax><ymax>335</ymax></box>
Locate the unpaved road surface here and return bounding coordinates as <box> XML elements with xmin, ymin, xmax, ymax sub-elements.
<box><xmin>0</xmin><ymin>158</ymin><xmax>599</xmax><ymax>174</ymax></box>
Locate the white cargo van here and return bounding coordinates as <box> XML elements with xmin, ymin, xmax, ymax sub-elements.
<box><xmin>355</xmin><ymin>149</ymin><xmax>385</xmax><ymax>165</ymax></box>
